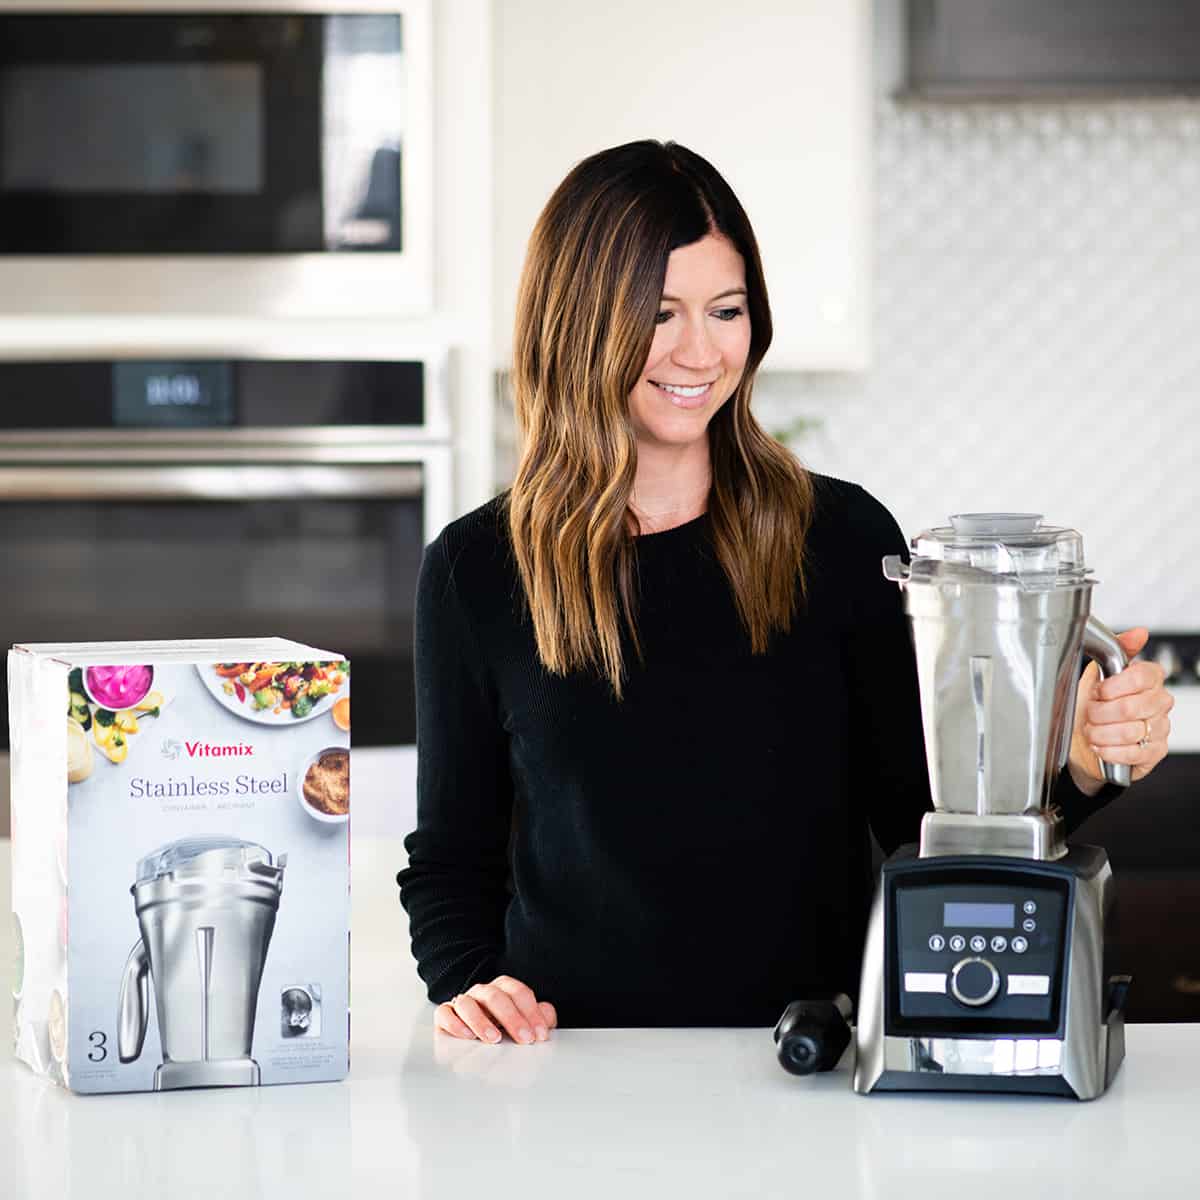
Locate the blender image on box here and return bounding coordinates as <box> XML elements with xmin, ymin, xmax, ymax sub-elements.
<box><xmin>118</xmin><ymin>837</ymin><xmax>287</xmax><ymax>1091</ymax></box>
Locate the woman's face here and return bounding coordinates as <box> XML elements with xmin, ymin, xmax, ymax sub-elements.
<box><xmin>628</xmin><ymin>232</ymin><xmax>751</xmax><ymax>452</ymax></box>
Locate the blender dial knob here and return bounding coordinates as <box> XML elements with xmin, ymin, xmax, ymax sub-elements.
<box><xmin>950</xmin><ymin>957</ymin><xmax>1001</xmax><ymax>1007</ymax></box>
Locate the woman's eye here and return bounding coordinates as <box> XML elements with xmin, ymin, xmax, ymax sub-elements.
<box><xmin>655</xmin><ymin>305</ymin><xmax>744</xmax><ymax>326</ymax></box>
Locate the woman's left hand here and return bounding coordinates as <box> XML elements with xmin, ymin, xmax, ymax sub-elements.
<box><xmin>1068</xmin><ymin>627</ymin><xmax>1173</xmax><ymax>796</ymax></box>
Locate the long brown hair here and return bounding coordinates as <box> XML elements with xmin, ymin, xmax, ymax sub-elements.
<box><xmin>507</xmin><ymin>140</ymin><xmax>814</xmax><ymax>697</ymax></box>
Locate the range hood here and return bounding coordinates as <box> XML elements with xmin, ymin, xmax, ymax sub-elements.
<box><xmin>905</xmin><ymin>0</ymin><xmax>1200</xmax><ymax>99</ymax></box>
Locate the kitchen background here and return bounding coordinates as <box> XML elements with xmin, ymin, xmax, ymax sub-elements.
<box><xmin>2</xmin><ymin>0</ymin><xmax>1198</xmax><ymax>1018</ymax></box>
<box><xmin>498</xmin><ymin>5</ymin><xmax>1200</xmax><ymax>634</ymax></box>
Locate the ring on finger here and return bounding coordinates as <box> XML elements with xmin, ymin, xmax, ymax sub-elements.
<box><xmin>1137</xmin><ymin>717</ymin><xmax>1152</xmax><ymax>749</ymax></box>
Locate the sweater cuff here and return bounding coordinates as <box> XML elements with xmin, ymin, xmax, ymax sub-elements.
<box><xmin>426</xmin><ymin>952</ymin><xmax>503</xmax><ymax>1006</ymax></box>
<box><xmin>1054</xmin><ymin>767</ymin><xmax>1121</xmax><ymax>838</ymax></box>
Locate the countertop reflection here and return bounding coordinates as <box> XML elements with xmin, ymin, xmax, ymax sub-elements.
<box><xmin>5</xmin><ymin>838</ymin><xmax>1199</xmax><ymax>1199</ymax></box>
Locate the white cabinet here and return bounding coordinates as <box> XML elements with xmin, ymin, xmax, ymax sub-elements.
<box><xmin>493</xmin><ymin>0</ymin><xmax>872</xmax><ymax>370</ymax></box>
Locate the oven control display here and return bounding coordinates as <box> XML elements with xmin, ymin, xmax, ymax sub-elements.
<box><xmin>113</xmin><ymin>361</ymin><xmax>235</xmax><ymax>427</ymax></box>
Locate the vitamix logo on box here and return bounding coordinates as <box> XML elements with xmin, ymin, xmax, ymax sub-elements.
<box><xmin>162</xmin><ymin>739</ymin><xmax>257</xmax><ymax>758</ymax></box>
<box><xmin>8</xmin><ymin>640</ymin><xmax>350</xmax><ymax>1095</ymax></box>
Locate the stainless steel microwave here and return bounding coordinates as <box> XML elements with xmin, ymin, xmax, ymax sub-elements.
<box><xmin>0</xmin><ymin>1</ymin><xmax>433</xmax><ymax>314</ymax></box>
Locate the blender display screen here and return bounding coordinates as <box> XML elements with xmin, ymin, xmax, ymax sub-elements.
<box><xmin>943</xmin><ymin>902</ymin><xmax>1014</xmax><ymax>929</ymax></box>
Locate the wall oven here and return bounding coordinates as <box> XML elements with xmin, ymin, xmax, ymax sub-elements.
<box><xmin>0</xmin><ymin>0</ymin><xmax>433</xmax><ymax>314</ymax></box>
<box><xmin>0</xmin><ymin>343</ymin><xmax>449</xmax><ymax>757</ymax></box>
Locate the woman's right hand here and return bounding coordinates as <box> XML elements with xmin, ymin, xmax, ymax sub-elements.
<box><xmin>435</xmin><ymin>975</ymin><xmax>557</xmax><ymax>1044</ymax></box>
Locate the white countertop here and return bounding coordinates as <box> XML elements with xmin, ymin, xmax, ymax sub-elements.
<box><xmin>5</xmin><ymin>836</ymin><xmax>1200</xmax><ymax>1199</ymax></box>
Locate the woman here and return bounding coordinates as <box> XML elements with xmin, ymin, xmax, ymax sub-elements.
<box><xmin>397</xmin><ymin>140</ymin><xmax>1172</xmax><ymax>1045</ymax></box>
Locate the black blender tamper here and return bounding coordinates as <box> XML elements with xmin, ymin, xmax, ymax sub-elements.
<box><xmin>773</xmin><ymin>994</ymin><xmax>854</xmax><ymax>1075</ymax></box>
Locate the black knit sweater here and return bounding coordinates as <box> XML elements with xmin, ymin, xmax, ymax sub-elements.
<box><xmin>396</xmin><ymin>475</ymin><xmax>1113</xmax><ymax>1026</ymax></box>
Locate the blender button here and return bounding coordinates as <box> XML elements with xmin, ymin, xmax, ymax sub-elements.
<box><xmin>1012</xmin><ymin>936</ymin><xmax>1029</xmax><ymax>953</ymax></box>
<box><xmin>1022</xmin><ymin>918</ymin><xmax>1037</xmax><ymax>933</ymax></box>
<box><xmin>1023</xmin><ymin>900</ymin><xmax>1037</xmax><ymax>915</ymax></box>
<box><xmin>949</xmin><ymin>935</ymin><xmax>966</xmax><ymax>952</ymax></box>
<box><xmin>970</xmin><ymin>935</ymin><xmax>987</xmax><ymax>953</ymax></box>
<box><xmin>928</xmin><ymin>934</ymin><xmax>946</xmax><ymax>952</ymax></box>
<box><xmin>991</xmin><ymin>935</ymin><xmax>1008</xmax><ymax>952</ymax></box>
<box><xmin>1007</xmin><ymin>974</ymin><xmax>1051</xmax><ymax>996</ymax></box>
<box><xmin>905</xmin><ymin>972</ymin><xmax>948</xmax><ymax>994</ymax></box>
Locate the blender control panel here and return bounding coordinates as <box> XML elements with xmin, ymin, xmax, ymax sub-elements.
<box><xmin>889</xmin><ymin>872</ymin><xmax>1070</xmax><ymax>1032</ymax></box>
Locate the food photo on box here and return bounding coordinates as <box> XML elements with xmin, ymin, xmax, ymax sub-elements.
<box><xmin>8</xmin><ymin>638</ymin><xmax>350</xmax><ymax>1094</ymax></box>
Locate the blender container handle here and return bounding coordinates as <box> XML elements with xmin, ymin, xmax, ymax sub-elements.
<box><xmin>1083</xmin><ymin>616</ymin><xmax>1132</xmax><ymax>789</ymax></box>
<box><xmin>882</xmin><ymin>555</ymin><xmax>910</xmax><ymax>583</ymax></box>
<box><xmin>117</xmin><ymin>938</ymin><xmax>150</xmax><ymax>1063</ymax></box>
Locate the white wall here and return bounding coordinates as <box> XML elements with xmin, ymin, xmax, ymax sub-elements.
<box><xmin>493</xmin><ymin>0</ymin><xmax>872</xmax><ymax>372</ymax></box>
<box><xmin>431</xmin><ymin>0</ymin><xmax>494</xmax><ymax>513</ymax></box>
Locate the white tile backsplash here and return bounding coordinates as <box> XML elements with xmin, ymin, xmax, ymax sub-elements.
<box><xmin>757</xmin><ymin>97</ymin><xmax>1200</xmax><ymax>632</ymax></box>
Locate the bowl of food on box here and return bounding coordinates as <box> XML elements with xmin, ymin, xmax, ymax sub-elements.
<box><xmin>202</xmin><ymin>661</ymin><xmax>349</xmax><ymax>726</ymax></box>
<box><xmin>71</xmin><ymin>667</ymin><xmax>165</xmax><ymax>768</ymax></box>
<box><xmin>297</xmin><ymin>747</ymin><xmax>350</xmax><ymax>825</ymax></box>
<box><xmin>81</xmin><ymin>664</ymin><xmax>155</xmax><ymax>711</ymax></box>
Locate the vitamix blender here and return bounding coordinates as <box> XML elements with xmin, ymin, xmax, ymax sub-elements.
<box><xmin>853</xmin><ymin>514</ymin><xmax>1132</xmax><ymax>1099</ymax></box>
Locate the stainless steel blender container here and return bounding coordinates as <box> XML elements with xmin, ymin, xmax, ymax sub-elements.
<box><xmin>117</xmin><ymin>837</ymin><xmax>286</xmax><ymax>1090</ymax></box>
<box><xmin>853</xmin><ymin>514</ymin><xmax>1132</xmax><ymax>1100</ymax></box>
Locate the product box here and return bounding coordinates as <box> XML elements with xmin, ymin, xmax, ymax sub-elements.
<box><xmin>9</xmin><ymin>639</ymin><xmax>350</xmax><ymax>1093</ymax></box>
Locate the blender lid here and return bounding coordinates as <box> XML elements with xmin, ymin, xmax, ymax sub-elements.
<box><xmin>135</xmin><ymin>836</ymin><xmax>279</xmax><ymax>884</ymax></box>
<box><xmin>910</xmin><ymin>512</ymin><xmax>1089</xmax><ymax>583</ymax></box>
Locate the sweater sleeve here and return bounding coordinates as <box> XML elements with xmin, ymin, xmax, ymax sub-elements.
<box><xmin>396</xmin><ymin>531</ymin><xmax>514</xmax><ymax>1003</ymax></box>
<box><xmin>839</xmin><ymin>485</ymin><xmax>933</xmax><ymax>856</ymax></box>
<box><xmin>1053</xmin><ymin>759</ymin><xmax>1121</xmax><ymax>836</ymax></box>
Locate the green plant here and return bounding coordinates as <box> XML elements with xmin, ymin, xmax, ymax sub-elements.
<box><xmin>769</xmin><ymin>414</ymin><xmax>823</xmax><ymax>447</ymax></box>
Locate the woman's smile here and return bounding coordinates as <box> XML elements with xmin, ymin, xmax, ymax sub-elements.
<box><xmin>651</xmin><ymin>380</ymin><xmax>715</xmax><ymax>408</ymax></box>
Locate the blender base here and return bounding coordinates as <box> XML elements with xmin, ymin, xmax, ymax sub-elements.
<box><xmin>854</xmin><ymin>1011</ymin><xmax>1126</xmax><ymax>1099</ymax></box>
<box><xmin>154</xmin><ymin>1057</ymin><xmax>261</xmax><ymax>1090</ymax></box>
<box><xmin>853</xmin><ymin>845</ymin><xmax>1129</xmax><ymax>1101</ymax></box>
